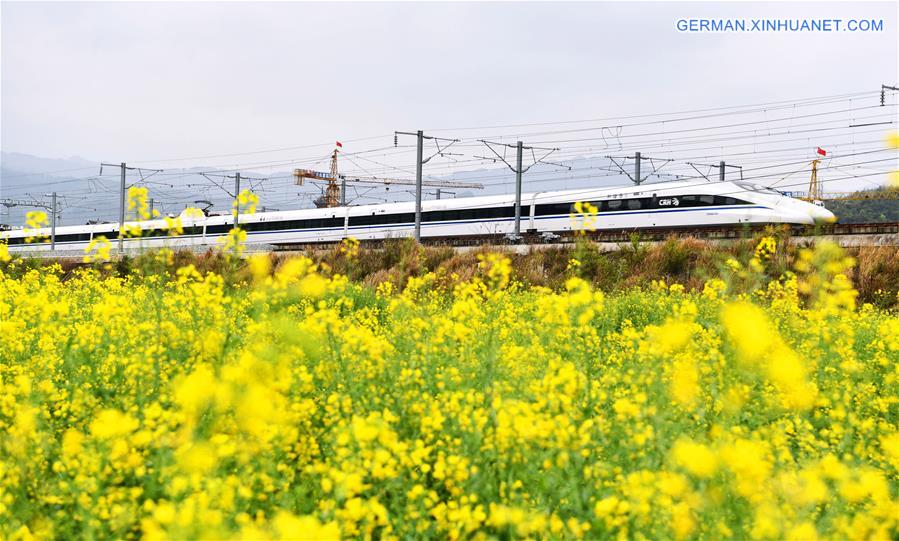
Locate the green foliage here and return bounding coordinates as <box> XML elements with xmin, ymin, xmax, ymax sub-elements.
<box><xmin>826</xmin><ymin>189</ymin><xmax>899</xmax><ymax>224</ymax></box>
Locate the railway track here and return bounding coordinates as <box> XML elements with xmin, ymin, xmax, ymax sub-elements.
<box><xmin>271</xmin><ymin>222</ymin><xmax>899</xmax><ymax>252</ymax></box>
<box><xmin>12</xmin><ymin>222</ymin><xmax>898</xmax><ymax>259</ymax></box>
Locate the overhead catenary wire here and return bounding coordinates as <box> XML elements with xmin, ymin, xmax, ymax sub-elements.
<box><xmin>425</xmin><ymin>90</ymin><xmax>886</xmax><ymax>132</ymax></box>
<box><xmin>6</xmin><ymin>105</ymin><xmax>893</xmax><ymax>189</ymax></box>
<box><xmin>3</xmin><ymin>88</ymin><xmax>896</xmax><ymax>226</ymax></box>
<box><xmin>5</xmin><ymin>88</ymin><xmax>894</xmax><ymax>182</ymax></box>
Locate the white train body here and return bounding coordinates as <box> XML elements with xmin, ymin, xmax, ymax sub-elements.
<box><xmin>3</xmin><ymin>180</ymin><xmax>835</xmax><ymax>253</ymax></box>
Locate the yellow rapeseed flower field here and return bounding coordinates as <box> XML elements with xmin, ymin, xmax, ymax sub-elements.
<box><xmin>0</xmin><ymin>232</ymin><xmax>897</xmax><ymax>540</ymax></box>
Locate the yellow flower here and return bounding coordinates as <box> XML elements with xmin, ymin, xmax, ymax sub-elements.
<box><xmin>886</xmin><ymin>131</ymin><xmax>899</xmax><ymax>149</ymax></box>
<box><xmin>880</xmin><ymin>433</ymin><xmax>899</xmax><ymax>470</ymax></box>
<box><xmin>218</xmin><ymin>227</ymin><xmax>247</xmax><ymax>256</ymax></box>
<box><xmin>164</xmin><ymin>216</ymin><xmax>184</xmax><ymax>236</ymax></box>
<box><xmin>90</xmin><ymin>409</ymin><xmax>138</xmax><ymax>439</ymax></box>
<box><xmin>722</xmin><ymin>302</ymin><xmax>774</xmax><ymax>361</ymax></box>
<box><xmin>175</xmin><ymin>441</ymin><xmax>217</xmax><ymax>474</ymax></box>
<box><xmin>174</xmin><ymin>366</ymin><xmax>218</xmax><ymax>417</ymax></box>
<box><xmin>61</xmin><ymin>429</ymin><xmax>85</xmax><ymax>458</ymax></box>
<box><xmin>83</xmin><ymin>235</ymin><xmax>112</xmax><ymax>263</ymax></box>
<box><xmin>0</xmin><ymin>218</ymin><xmax>894</xmax><ymax>540</ymax></box>
<box><xmin>786</xmin><ymin>521</ymin><xmax>819</xmax><ymax>541</ymax></box>
<box><xmin>339</xmin><ymin>237</ymin><xmax>360</xmax><ymax>259</ymax></box>
<box><xmin>248</xmin><ymin>253</ymin><xmax>272</xmax><ymax>283</ymax></box>
<box><xmin>24</xmin><ymin>210</ymin><xmax>49</xmax><ymax>243</ymax></box>
<box><xmin>299</xmin><ymin>274</ymin><xmax>327</xmax><ymax>298</ymax></box>
<box><xmin>234</xmin><ymin>189</ymin><xmax>260</xmax><ymax>215</ymax></box>
<box><xmin>272</xmin><ymin>511</ymin><xmax>340</xmax><ymax>540</ymax></box>
<box><xmin>754</xmin><ymin>236</ymin><xmax>777</xmax><ymax>261</ymax></box>
<box><xmin>477</xmin><ymin>253</ymin><xmax>512</xmax><ymax>289</ymax></box>
<box><xmin>671</xmin><ymin>439</ymin><xmax>718</xmax><ymax>478</ymax></box>
<box><xmin>593</xmin><ymin>496</ymin><xmax>621</xmax><ymax>517</ymax></box>
<box><xmin>570</xmin><ymin>201</ymin><xmax>598</xmax><ymax>233</ymax></box>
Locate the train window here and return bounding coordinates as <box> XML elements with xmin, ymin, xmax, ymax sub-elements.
<box><xmin>714</xmin><ymin>196</ymin><xmax>742</xmax><ymax>206</ymax></box>
<box><xmin>351</xmin><ymin>214</ymin><xmax>391</xmax><ymax>227</ymax></box>
<box><xmin>423</xmin><ymin>210</ymin><xmax>458</xmax><ymax>222</ymax></box>
<box><xmin>6</xmin><ymin>237</ymin><xmax>25</xmax><ymax>245</ymax></box>
<box><xmin>57</xmin><ymin>233</ymin><xmax>91</xmax><ymax>242</ymax></box>
<box><xmin>143</xmin><ymin>225</ymin><xmax>201</xmax><ymax>236</ymax></box>
<box><xmin>306</xmin><ymin>219</ymin><xmax>326</xmax><ymax>229</ymax></box>
<box><xmin>489</xmin><ymin>206</ymin><xmax>515</xmax><ymax>219</ymax></box>
<box><xmin>351</xmin><ymin>213</ymin><xmax>414</xmax><ymax>227</ymax></box>
<box><xmin>534</xmin><ymin>203</ymin><xmax>572</xmax><ymax>216</ymax></box>
<box><xmin>699</xmin><ymin>195</ymin><xmax>715</xmax><ymax>205</ymax></box>
<box><xmin>412</xmin><ymin>206</ymin><xmax>514</xmax><ymax>222</ymax></box>
<box><xmin>607</xmin><ymin>200</ymin><xmax>623</xmax><ymax>211</ymax></box>
<box><xmin>348</xmin><ymin>215</ymin><xmax>373</xmax><ymax>227</ymax></box>
<box><xmin>206</xmin><ymin>224</ymin><xmax>232</xmax><ymax>235</ymax></box>
<box><xmin>626</xmin><ymin>199</ymin><xmax>642</xmax><ymax>210</ymax></box>
<box><xmin>227</xmin><ymin>217</ymin><xmax>347</xmax><ymax>231</ymax></box>
<box><xmin>534</xmin><ymin>203</ymin><xmax>574</xmax><ymax>216</ymax></box>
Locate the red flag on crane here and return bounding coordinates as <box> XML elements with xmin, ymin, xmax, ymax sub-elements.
<box><xmin>336</xmin><ymin>141</ymin><xmax>343</xmax><ymax>148</ymax></box>
<box><xmin>816</xmin><ymin>147</ymin><xmax>827</xmax><ymax>156</ymax></box>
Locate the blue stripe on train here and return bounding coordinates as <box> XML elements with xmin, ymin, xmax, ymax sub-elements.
<box><xmin>337</xmin><ymin>205</ymin><xmax>768</xmax><ymax>232</ymax></box>
<box><xmin>16</xmin><ymin>205</ymin><xmax>770</xmax><ymax>245</ymax></box>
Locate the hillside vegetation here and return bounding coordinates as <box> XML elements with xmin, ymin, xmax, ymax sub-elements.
<box><xmin>827</xmin><ymin>188</ymin><xmax>899</xmax><ymax>224</ymax></box>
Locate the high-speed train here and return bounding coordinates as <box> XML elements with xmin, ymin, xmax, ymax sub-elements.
<box><xmin>3</xmin><ymin>179</ymin><xmax>835</xmax><ymax>253</ymax></box>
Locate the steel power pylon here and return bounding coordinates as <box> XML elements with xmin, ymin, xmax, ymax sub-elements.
<box><xmin>477</xmin><ymin>139</ymin><xmax>565</xmax><ymax>237</ymax></box>
<box><xmin>99</xmin><ymin>162</ymin><xmax>163</xmax><ymax>253</ymax></box>
<box><xmin>607</xmin><ymin>152</ymin><xmax>673</xmax><ymax>185</ymax></box>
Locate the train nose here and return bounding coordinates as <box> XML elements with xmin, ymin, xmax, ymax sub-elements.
<box><xmin>809</xmin><ymin>204</ymin><xmax>837</xmax><ymax>224</ymax></box>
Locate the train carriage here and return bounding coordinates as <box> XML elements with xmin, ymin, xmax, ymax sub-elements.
<box><xmin>3</xmin><ymin>180</ymin><xmax>835</xmax><ymax>253</ymax></box>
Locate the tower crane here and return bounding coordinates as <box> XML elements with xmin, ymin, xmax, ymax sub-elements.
<box><xmin>293</xmin><ymin>147</ymin><xmax>483</xmax><ymax>208</ymax></box>
<box><xmin>807</xmin><ymin>159</ymin><xmax>823</xmax><ymax>202</ymax></box>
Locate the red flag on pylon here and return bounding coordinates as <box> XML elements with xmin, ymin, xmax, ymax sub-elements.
<box><xmin>336</xmin><ymin>141</ymin><xmax>343</xmax><ymax>148</ymax></box>
<box><xmin>816</xmin><ymin>147</ymin><xmax>826</xmax><ymax>156</ymax></box>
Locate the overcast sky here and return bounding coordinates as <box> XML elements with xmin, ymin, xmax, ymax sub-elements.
<box><xmin>2</xmin><ymin>1</ymin><xmax>897</xmax><ymax>163</ymax></box>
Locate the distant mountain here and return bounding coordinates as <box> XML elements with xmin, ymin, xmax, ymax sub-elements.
<box><xmin>1</xmin><ymin>152</ymin><xmax>98</xmax><ymax>181</ymax></box>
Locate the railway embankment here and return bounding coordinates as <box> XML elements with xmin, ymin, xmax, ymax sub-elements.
<box><xmin>7</xmin><ymin>229</ymin><xmax>898</xmax><ymax>308</ymax></box>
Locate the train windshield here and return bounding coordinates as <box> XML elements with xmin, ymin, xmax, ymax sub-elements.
<box><xmin>735</xmin><ymin>181</ymin><xmax>782</xmax><ymax>195</ymax></box>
